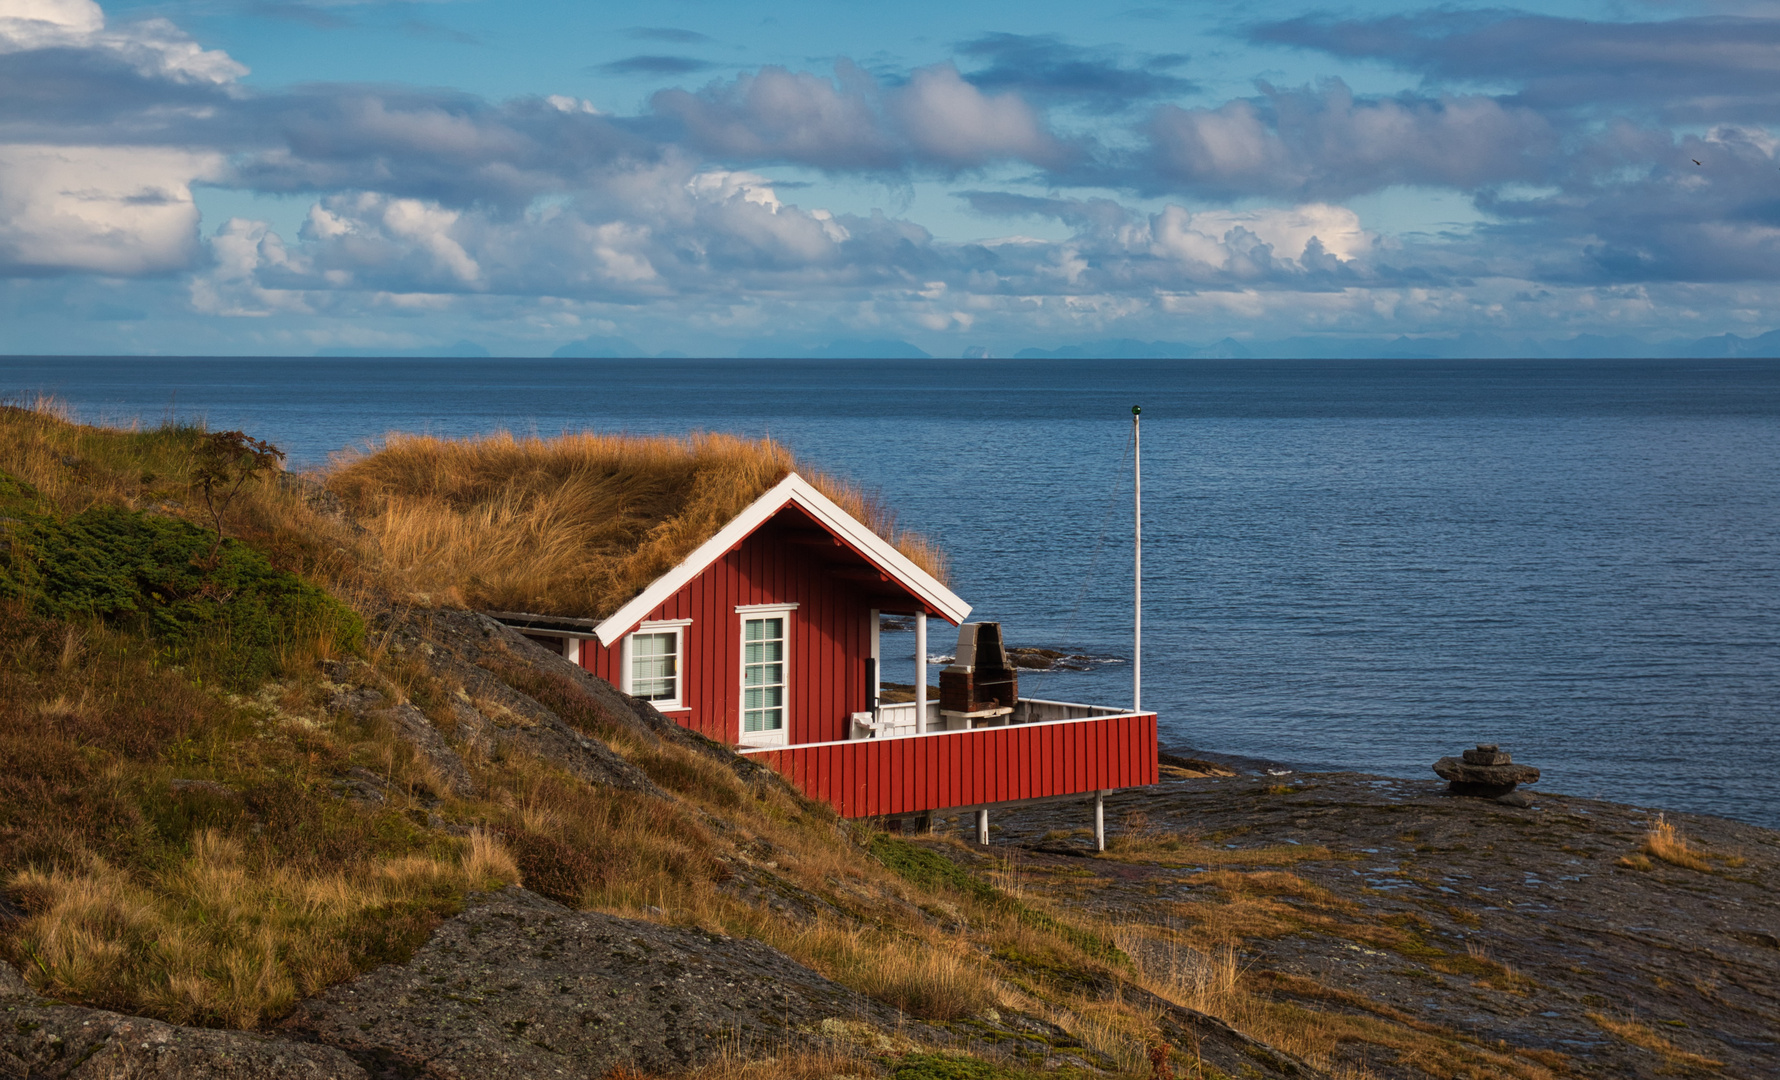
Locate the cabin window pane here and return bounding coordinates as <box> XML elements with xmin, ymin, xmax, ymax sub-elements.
<box><xmin>742</xmin><ymin>617</ymin><xmax>785</xmax><ymax>733</ymax></box>
<box><xmin>631</xmin><ymin>631</ymin><xmax>679</xmax><ymax>704</ymax></box>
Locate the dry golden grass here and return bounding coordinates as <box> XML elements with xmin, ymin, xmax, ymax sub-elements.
<box><xmin>0</xmin><ymin>584</ymin><xmax>503</xmax><ymax>1027</ymax></box>
<box><xmin>1632</xmin><ymin>814</ymin><xmax>1746</xmax><ymax>874</ymax></box>
<box><xmin>1159</xmin><ymin>869</ymin><xmax>1391</xmax><ymax>952</ymax></box>
<box><xmin>1005</xmin><ymin>843</ymin><xmax>1569</xmax><ymax>1080</ymax></box>
<box><xmin>1110</xmin><ymin>927</ymin><xmax>1241</xmax><ymax>1016</ymax></box>
<box><xmin>326</xmin><ymin>429</ymin><xmax>948</xmax><ymax>616</ymax></box>
<box><xmin>1107</xmin><ymin>920</ymin><xmax>1559</xmax><ymax>1080</ymax></box>
<box><xmin>10</xmin><ymin>830</ymin><xmax>517</xmax><ymax>1027</ymax></box>
<box><xmin>1587</xmin><ymin>1012</ymin><xmax>1723</xmax><ymax>1069</ymax></box>
<box><xmin>448</xmin><ymin>682</ymin><xmax>1015</xmax><ymax>1022</ymax></box>
<box><xmin>1644</xmin><ymin>815</ymin><xmax>1712</xmax><ymax>871</ymax></box>
<box><xmin>0</xmin><ymin>398</ymin><xmax>201</xmax><ymax>513</ymax></box>
<box><xmin>1103</xmin><ymin>814</ymin><xmax>1333</xmax><ymax>868</ymax></box>
<box><xmin>765</xmin><ymin>920</ymin><xmax>1000</xmax><ymax>1020</ymax></box>
<box><xmin>1049</xmin><ymin>1000</ymin><xmax>1156</xmax><ymax>1074</ymax></box>
<box><xmin>1450</xmin><ymin>940</ymin><xmax>1536</xmax><ymax>996</ymax></box>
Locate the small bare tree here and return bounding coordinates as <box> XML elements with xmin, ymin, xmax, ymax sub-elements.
<box><xmin>191</xmin><ymin>430</ymin><xmax>285</xmax><ymax>559</ymax></box>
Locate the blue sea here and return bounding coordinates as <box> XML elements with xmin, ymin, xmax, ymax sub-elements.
<box><xmin>6</xmin><ymin>356</ymin><xmax>1779</xmax><ymax>828</ymax></box>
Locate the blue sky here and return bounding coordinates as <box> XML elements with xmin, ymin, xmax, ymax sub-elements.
<box><xmin>5</xmin><ymin>0</ymin><xmax>1780</xmax><ymax>357</ymax></box>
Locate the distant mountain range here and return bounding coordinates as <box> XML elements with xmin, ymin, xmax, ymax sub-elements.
<box><xmin>553</xmin><ymin>336</ymin><xmax>931</xmax><ymax>359</ymax></box>
<box><xmin>736</xmin><ymin>338</ymin><xmax>933</xmax><ymax>359</ymax></box>
<box><xmin>1012</xmin><ymin>337</ymin><xmax>1251</xmax><ymax>360</ymax></box>
<box><xmin>310</xmin><ymin>331</ymin><xmax>1780</xmax><ymax>361</ymax></box>
<box><xmin>314</xmin><ymin>339</ymin><xmax>490</xmax><ymax>358</ymax></box>
<box><xmin>1014</xmin><ymin>330</ymin><xmax>1780</xmax><ymax>361</ymax></box>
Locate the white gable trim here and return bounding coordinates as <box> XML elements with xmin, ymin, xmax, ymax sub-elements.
<box><xmin>593</xmin><ymin>473</ymin><xmax>970</xmax><ymax>645</ymax></box>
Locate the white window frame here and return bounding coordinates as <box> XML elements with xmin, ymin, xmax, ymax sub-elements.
<box><xmin>736</xmin><ymin>603</ymin><xmax>797</xmax><ymax>747</ymax></box>
<box><xmin>625</xmin><ymin>618</ymin><xmax>692</xmax><ymax>712</ymax></box>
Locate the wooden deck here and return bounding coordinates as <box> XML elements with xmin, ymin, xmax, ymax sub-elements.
<box><xmin>737</xmin><ymin>708</ymin><xmax>1158</xmax><ymax>818</ymax></box>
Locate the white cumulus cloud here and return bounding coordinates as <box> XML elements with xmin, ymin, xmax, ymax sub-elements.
<box><xmin>654</xmin><ymin>61</ymin><xmax>1066</xmax><ymax>173</ymax></box>
<box><xmin>0</xmin><ymin>0</ymin><xmax>245</xmax><ymax>83</ymax></box>
<box><xmin>1149</xmin><ymin>203</ymin><xmax>1370</xmax><ymax>268</ymax></box>
<box><xmin>1147</xmin><ymin>80</ymin><xmax>1556</xmax><ymax>199</ymax></box>
<box><xmin>889</xmin><ymin>63</ymin><xmax>1062</xmax><ymax>168</ymax></box>
<box><xmin>0</xmin><ymin>144</ymin><xmax>221</xmax><ymax>274</ymax></box>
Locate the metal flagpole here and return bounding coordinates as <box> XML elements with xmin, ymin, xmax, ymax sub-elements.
<box><xmin>1133</xmin><ymin>404</ymin><xmax>1141</xmax><ymax>712</ymax></box>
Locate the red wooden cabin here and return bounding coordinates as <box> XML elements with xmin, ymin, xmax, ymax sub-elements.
<box><xmin>493</xmin><ymin>474</ymin><xmax>1158</xmax><ymax>833</ymax></box>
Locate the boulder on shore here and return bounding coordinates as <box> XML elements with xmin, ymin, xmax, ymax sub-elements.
<box><xmin>0</xmin><ymin>964</ymin><xmax>364</xmax><ymax>1079</ymax></box>
<box><xmin>1434</xmin><ymin>744</ymin><xmax>1540</xmax><ymax>799</ymax></box>
<box><xmin>282</xmin><ymin>888</ymin><xmax>934</xmax><ymax>1079</ymax></box>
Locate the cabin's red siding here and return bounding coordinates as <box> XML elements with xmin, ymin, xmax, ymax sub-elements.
<box><xmin>743</xmin><ymin>712</ymin><xmax>1159</xmax><ymax>818</ymax></box>
<box><xmin>558</xmin><ymin>497</ymin><xmax>1159</xmax><ymax>819</ymax></box>
<box><xmin>578</xmin><ymin>514</ymin><xmax>874</xmax><ymax>745</ymax></box>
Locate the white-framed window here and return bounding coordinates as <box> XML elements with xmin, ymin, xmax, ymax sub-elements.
<box><xmin>737</xmin><ymin>603</ymin><xmax>796</xmax><ymax>746</ymax></box>
<box><xmin>626</xmin><ymin>619</ymin><xmax>691</xmax><ymax>711</ymax></box>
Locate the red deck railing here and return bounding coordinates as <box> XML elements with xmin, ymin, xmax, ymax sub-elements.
<box><xmin>738</xmin><ymin>711</ymin><xmax>1158</xmax><ymax>818</ymax></box>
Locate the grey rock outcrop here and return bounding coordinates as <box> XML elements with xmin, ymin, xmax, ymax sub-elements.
<box><xmin>324</xmin><ymin>680</ymin><xmax>477</xmax><ymax>801</ymax></box>
<box><xmin>1433</xmin><ymin>744</ymin><xmax>1540</xmax><ymax>801</ymax></box>
<box><xmin>282</xmin><ymin>888</ymin><xmax>930</xmax><ymax>1079</ymax></box>
<box><xmin>322</xmin><ymin>609</ymin><xmax>674</xmax><ymax>800</ymax></box>
<box><xmin>399</xmin><ymin>610</ymin><xmax>672</xmax><ymax>794</ymax></box>
<box><xmin>0</xmin><ymin>964</ymin><xmax>366</xmax><ymax>1079</ymax></box>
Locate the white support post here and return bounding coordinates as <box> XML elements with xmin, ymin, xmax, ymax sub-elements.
<box><xmin>1095</xmin><ymin>791</ymin><xmax>1106</xmax><ymax>852</ymax></box>
<box><xmin>619</xmin><ymin>634</ymin><xmax>633</xmax><ymax>695</ymax></box>
<box><xmin>564</xmin><ymin>636</ymin><xmax>581</xmax><ymax>667</ymax></box>
<box><xmin>915</xmin><ymin>612</ymin><xmax>928</xmax><ymax>734</ymax></box>
<box><xmin>1133</xmin><ymin>405</ymin><xmax>1142</xmax><ymax>713</ymax></box>
<box><xmin>976</xmin><ymin>808</ymin><xmax>989</xmax><ymax>845</ymax></box>
<box><xmin>869</xmin><ymin>608</ymin><xmax>881</xmax><ymax>712</ymax></box>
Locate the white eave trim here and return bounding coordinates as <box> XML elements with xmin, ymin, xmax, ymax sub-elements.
<box><xmin>594</xmin><ymin>473</ymin><xmax>971</xmax><ymax>645</ymax></box>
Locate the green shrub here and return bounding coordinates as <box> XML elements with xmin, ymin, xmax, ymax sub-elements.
<box><xmin>893</xmin><ymin>1054</ymin><xmax>1001</xmax><ymax>1080</ymax></box>
<box><xmin>0</xmin><ymin>476</ymin><xmax>361</xmax><ymax>688</ymax></box>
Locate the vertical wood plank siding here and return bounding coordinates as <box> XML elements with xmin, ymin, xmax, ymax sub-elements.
<box><xmin>576</xmin><ymin>510</ymin><xmax>872</xmax><ymax>745</ymax></box>
<box><xmin>560</xmin><ymin>501</ymin><xmax>1154</xmax><ymax>818</ymax></box>
<box><xmin>749</xmin><ymin>713</ymin><xmax>1159</xmax><ymax>818</ymax></box>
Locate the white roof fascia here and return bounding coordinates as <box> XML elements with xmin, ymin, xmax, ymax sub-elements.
<box><xmin>593</xmin><ymin>473</ymin><xmax>970</xmax><ymax>646</ymax></box>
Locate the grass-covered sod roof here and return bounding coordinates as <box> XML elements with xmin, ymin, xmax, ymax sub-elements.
<box><xmin>325</xmin><ymin>429</ymin><xmax>949</xmax><ymax>618</ymax></box>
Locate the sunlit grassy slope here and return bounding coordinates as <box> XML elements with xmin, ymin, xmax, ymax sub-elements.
<box><xmin>0</xmin><ymin>404</ymin><xmax>1175</xmax><ymax>1078</ymax></box>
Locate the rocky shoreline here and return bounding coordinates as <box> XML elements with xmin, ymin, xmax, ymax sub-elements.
<box><xmin>929</xmin><ymin>767</ymin><xmax>1780</xmax><ymax>1079</ymax></box>
<box><xmin>4</xmin><ymin>757</ymin><xmax>1773</xmax><ymax>1078</ymax></box>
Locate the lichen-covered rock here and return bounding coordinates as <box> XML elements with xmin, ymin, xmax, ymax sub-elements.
<box><xmin>282</xmin><ymin>888</ymin><xmax>928</xmax><ymax>1079</ymax></box>
<box><xmin>324</xmin><ymin>677</ymin><xmax>477</xmax><ymax>800</ymax></box>
<box><xmin>402</xmin><ymin>610</ymin><xmax>669</xmax><ymax>794</ymax></box>
<box><xmin>0</xmin><ymin>964</ymin><xmax>366</xmax><ymax>1079</ymax></box>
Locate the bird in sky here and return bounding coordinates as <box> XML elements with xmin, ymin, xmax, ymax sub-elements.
<box><xmin>1693</xmin><ymin>159</ymin><xmax>1703</xmax><ymax>165</ymax></box>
